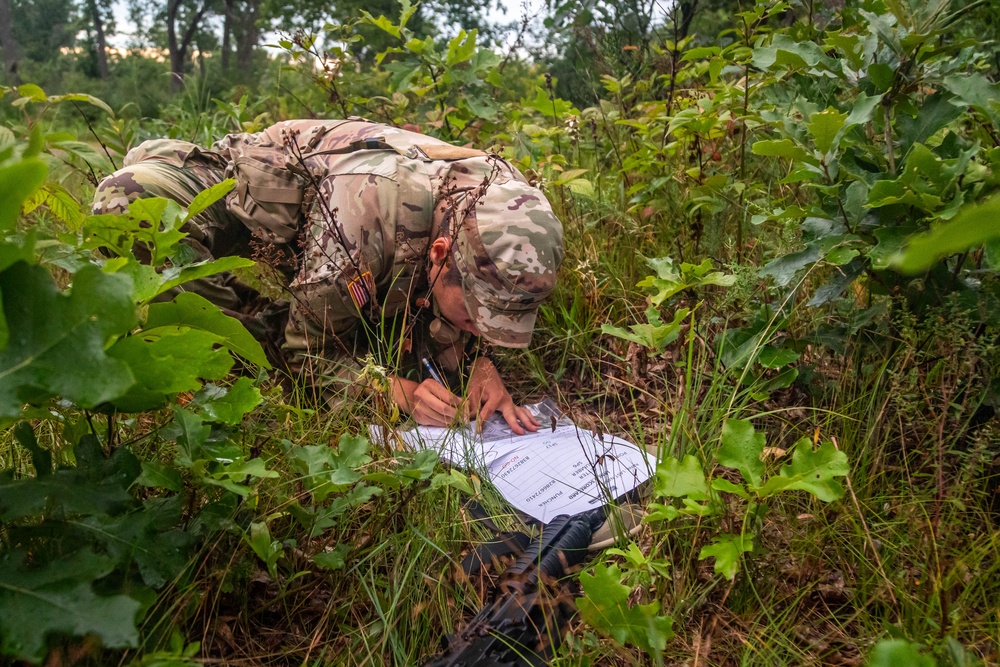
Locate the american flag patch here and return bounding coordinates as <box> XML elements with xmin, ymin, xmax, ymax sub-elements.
<box><xmin>347</xmin><ymin>271</ymin><xmax>376</xmax><ymax>310</ymax></box>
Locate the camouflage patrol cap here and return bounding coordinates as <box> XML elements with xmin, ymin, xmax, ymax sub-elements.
<box><xmin>451</xmin><ymin>179</ymin><xmax>564</xmax><ymax>348</ymax></box>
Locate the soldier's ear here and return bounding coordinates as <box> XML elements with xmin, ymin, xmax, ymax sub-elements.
<box><xmin>428</xmin><ymin>236</ymin><xmax>452</xmax><ymax>265</ymax></box>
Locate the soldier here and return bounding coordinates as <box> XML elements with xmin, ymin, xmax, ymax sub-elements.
<box><xmin>93</xmin><ymin>118</ymin><xmax>564</xmax><ymax>434</ymax></box>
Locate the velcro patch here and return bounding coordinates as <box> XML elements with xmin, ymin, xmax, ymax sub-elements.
<box><xmin>347</xmin><ymin>271</ymin><xmax>377</xmax><ymax>310</ymax></box>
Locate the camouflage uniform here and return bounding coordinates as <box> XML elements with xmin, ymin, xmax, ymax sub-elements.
<box><xmin>93</xmin><ymin>118</ymin><xmax>564</xmax><ymax>396</ymax></box>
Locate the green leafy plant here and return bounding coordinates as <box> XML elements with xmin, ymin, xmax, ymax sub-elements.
<box><xmin>646</xmin><ymin>418</ymin><xmax>849</xmax><ymax>579</ymax></box>
<box><xmin>577</xmin><ymin>563</ymin><xmax>674</xmax><ymax>665</ymax></box>
<box><xmin>747</xmin><ymin>0</ymin><xmax>1000</xmax><ymax>323</ymax></box>
<box><xmin>0</xmin><ymin>121</ymin><xmax>277</xmax><ymax>661</ymax></box>
<box><xmin>603</xmin><ymin>256</ymin><xmax>733</xmax><ymax>353</ymax></box>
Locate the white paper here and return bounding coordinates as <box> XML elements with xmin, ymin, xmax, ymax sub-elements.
<box><xmin>373</xmin><ymin>399</ymin><xmax>652</xmax><ymax>522</ymax></box>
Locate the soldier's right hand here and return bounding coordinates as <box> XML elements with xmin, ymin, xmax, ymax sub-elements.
<box><xmin>391</xmin><ymin>377</ymin><xmax>468</xmax><ymax>426</ymax></box>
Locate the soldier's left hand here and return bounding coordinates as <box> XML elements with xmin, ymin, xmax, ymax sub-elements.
<box><xmin>467</xmin><ymin>357</ymin><xmax>541</xmax><ymax>435</ymax></box>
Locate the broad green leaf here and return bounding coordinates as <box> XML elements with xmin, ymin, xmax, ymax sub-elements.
<box><xmin>313</xmin><ymin>544</ymin><xmax>351</xmax><ymax>571</ymax></box>
<box><xmin>397</xmin><ymin>449</ymin><xmax>440</xmax><ymax>481</ymax></box>
<box><xmin>807</xmin><ymin>257</ymin><xmax>865</xmax><ymax>307</ymax></box>
<box><xmin>446</xmin><ymin>30</ymin><xmax>477</xmax><ymax>66</ymax></box>
<box><xmin>428</xmin><ymin>469</ymin><xmax>476</xmax><ymax>495</ymax></box>
<box><xmin>304</xmin><ymin>484</ymin><xmax>382</xmax><ymax>538</ymax></box>
<box><xmin>246</xmin><ymin>521</ymin><xmax>283</xmax><ymax>579</ymax></box>
<box><xmin>708</xmin><ymin>56</ymin><xmax>724</xmax><ymax>84</ymax></box>
<box><xmin>32</xmin><ymin>182</ymin><xmax>87</xmax><ymax>230</ymax></box>
<box><xmin>823</xmin><ymin>32</ymin><xmax>866</xmax><ymax>69</ymax></box>
<box><xmin>107</xmin><ymin>326</ymin><xmax>234</xmax><ymax>412</ymax></box>
<box><xmin>464</xmin><ymin>92</ymin><xmax>498</xmax><ymax>120</ymax></box>
<box><xmin>145</xmin><ymin>292</ymin><xmax>270</xmax><ymax>368</ymax></box>
<box><xmin>215</xmin><ymin>458</ymin><xmax>278</xmax><ymax>481</ymax></box>
<box><xmin>867</xmin><ymin>180</ymin><xmax>942</xmax><ymax>212</ymax></box>
<box><xmin>892</xmin><ymin>194</ymin><xmax>1000</xmax><ymax>273</ymax></box>
<box><xmin>183</xmin><ymin>179</ymin><xmax>236</xmax><ymax>222</ymax></box>
<box><xmin>638</xmin><ymin>257</ymin><xmax>735</xmax><ymax>306</ymax></box>
<box><xmin>699</xmin><ymin>534</ymin><xmax>752</xmax><ymax>580</ymax></box>
<box><xmin>602</xmin><ymin>308</ymin><xmax>690</xmax><ymax>353</ymax></box>
<box><xmin>192</xmin><ymin>378</ymin><xmax>262</xmax><ymax>425</ymax></box>
<box><xmin>0</xmin><ymin>126</ymin><xmax>13</xmax><ymax>152</ymax></box>
<box><xmin>644</xmin><ymin>502</ymin><xmax>681</xmax><ymax>522</ymax></box>
<box><xmin>155</xmin><ymin>256</ymin><xmax>255</xmax><ymax>299</ymax></box>
<box><xmin>681</xmin><ymin>46</ymin><xmax>721</xmax><ymax>61</ymax></box>
<box><xmin>84</xmin><ymin>196</ymin><xmax>189</xmax><ymax>265</ymax></box>
<box><xmin>751</xmin><ymin>34</ymin><xmax>831</xmax><ymax>70</ymax></box>
<box><xmin>757</xmin><ymin>347</ymin><xmax>800</xmax><ymax>369</ymax></box>
<box><xmin>897</xmin><ymin>92</ymin><xmax>964</xmax><ymax>156</ymax></box>
<box><xmin>169</xmin><ymin>406</ymin><xmax>212</xmax><ymax>466</ymax></box>
<box><xmin>654</xmin><ymin>455</ymin><xmax>708</xmax><ymax>499</ymax></box>
<box><xmin>843</xmin><ymin>92</ymin><xmax>883</xmax><ymax>131</ymax></box>
<box><xmin>578</xmin><ymin>563</ymin><xmax>674</xmax><ymax>657</ymax></box>
<box><xmin>0</xmin><ymin>549</ymin><xmax>141</xmax><ymax>662</ymax></box>
<box><xmin>136</xmin><ymin>461</ymin><xmax>184</xmax><ymax>492</ymax></box>
<box><xmin>0</xmin><ymin>233</ymin><xmax>35</xmax><ymax>276</ymax></box>
<box><xmin>47</xmin><ymin>92</ymin><xmax>114</xmax><ymax>117</ymax></box>
<box><xmin>384</xmin><ymin>59</ymin><xmax>423</xmax><ymax>89</ymax></box>
<box><xmin>15</xmin><ymin>83</ymin><xmax>47</xmax><ymax>102</ymax></box>
<box><xmin>337</xmin><ymin>434</ymin><xmax>371</xmax><ymax>467</ymax></box>
<box><xmin>0</xmin><ymin>263</ymin><xmax>136</xmax><ymax>418</ymax></box>
<box><xmin>361</xmin><ymin>11</ymin><xmax>401</xmax><ymax>39</ymax></box>
<box><xmin>0</xmin><ymin>156</ymin><xmax>47</xmax><ymax>231</ymax></box>
<box><xmin>284</xmin><ymin>434</ymin><xmax>372</xmax><ymax>502</ymax></box>
<box><xmin>943</xmin><ymin>73</ymin><xmax>1000</xmax><ymax>126</ymax></box>
<box><xmin>759</xmin><ymin>245</ymin><xmax>822</xmax><ymax>286</ymax></box>
<box><xmin>104</xmin><ymin>258</ymin><xmax>162</xmax><ymax>304</ymax></box>
<box><xmin>751</xmin><ymin>139</ymin><xmax>818</xmax><ymax>166</ymax></box>
<box><xmin>78</xmin><ymin>498</ymin><xmax>193</xmax><ymax>587</ymax></box>
<box><xmin>523</xmin><ymin>87</ymin><xmax>577</xmax><ymax>119</ymax></box>
<box><xmin>985</xmin><ymin>239</ymin><xmax>1000</xmax><ymax>270</ymax></box>
<box><xmin>125</xmin><ymin>198</ymin><xmax>188</xmax><ymax>265</ymax></box>
<box><xmin>566</xmin><ymin>178</ymin><xmax>595</xmax><ymax>198</ymax></box>
<box><xmin>404</xmin><ymin>37</ymin><xmax>427</xmax><ymax>54</ymax></box>
<box><xmin>201</xmin><ymin>475</ymin><xmax>252</xmax><ymax>496</ymax></box>
<box><xmin>749</xmin><ymin>367</ymin><xmax>799</xmax><ymax>401</ymax></box>
<box><xmin>825</xmin><ymin>246</ymin><xmax>859</xmax><ymax>266</ymax></box>
<box><xmin>710</xmin><ymin>477</ymin><xmax>750</xmax><ymax>499</ymax></box>
<box><xmin>0</xmin><ymin>469</ymin><xmax>132</xmax><ymax>521</ymax></box>
<box><xmin>867</xmin><ymin>63</ymin><xmax>894</xmax><ymax>92</ymax></box>
<box><xmin>867</xmin><ymin>639</ymin><xmax>936</xmax><ymax>667</ymax></box>
<box><xmin>756</xmin><ymin>439</ymin><xmax>848</xmax><ymax>501</ymax></box>
<box><xmin>397</xmin><ymin>0</ymin><xmax>418</xmax><ymax>32</ymax></box>
<box><xmin>718</xmin><ymin>420</ymin><xmax>765</xmax><ymax>486</ymax></box>
<box><xmin>808</xmin><ymin>108</ymin><xmax>847</xmax><ymax>154</ymax></box>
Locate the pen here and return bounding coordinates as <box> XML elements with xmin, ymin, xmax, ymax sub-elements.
<box><xmin>421</xmin><ymin>357</ymin><xmax>445</xmax><ymax>385</ymax></box>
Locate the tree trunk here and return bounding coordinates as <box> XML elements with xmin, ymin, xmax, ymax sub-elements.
<box><xmin>167</xmin><ymin>0</ymin><xmax>211</xmax><ymax>91</ymax></box>
<box><xmin>677</xmin><ymin>0</ymin><xmax>699</xmax><ymax>41</ymax></box>
<box><xmin>167</xmin><ymin>0</ymin><xmax>183</xmax><ymax>89</ymax></box>
<box><xmin>87</xmin><ymin>0</ymin><xmax>110</xmax><ymax>79</ymax></box>
<box><xmin>0</xmin><ymin>0</ymin><xmax>21</xmax><ymax>83</ymax></box>
<box><xmin>221</xmin><ymin>0</ymin><xmax>233</xmax><ymax>73</ymax></box>
<box><xmin>233</xmin><ymin>0</ymin><xmax>260</xmax><ymax>82</ymax></box>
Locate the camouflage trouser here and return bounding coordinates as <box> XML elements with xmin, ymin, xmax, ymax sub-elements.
<box><xmin>92</xmin><ymin>140</ymin><xmax>291</xmax><ymax>365</ymax></box>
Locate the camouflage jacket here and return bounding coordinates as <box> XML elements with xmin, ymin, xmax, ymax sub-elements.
<box><xmin>94</xmin><ymin>118</ymin><xmax>555</xmax><ymax>391</ymax></box>
<box><xmin>213</xmin><ymin>118</ymin><xmax>541</xmax><ymax>380</ymax></box>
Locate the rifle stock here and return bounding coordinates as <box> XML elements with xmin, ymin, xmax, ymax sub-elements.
<box><xmin>424</xmin><ymin>511</ymin><xmax>602</xmax><ymax>667</ymax></box>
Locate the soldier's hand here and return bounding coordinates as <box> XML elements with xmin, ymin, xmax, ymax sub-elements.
<box><xmin>467</xmin><ymin>358</ymin><xmax>540</xmax><ymax>436</ymax></box>
<box><xmin>391</xmin><ymin>376</ymin><xmax>467</xmax><ymax>427</ymax></box>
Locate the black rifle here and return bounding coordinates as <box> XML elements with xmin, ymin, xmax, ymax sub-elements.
<box><xmin>424</xmin><ymin>510</ymin><xmax>604</xmax><ymax>667</ymax></box>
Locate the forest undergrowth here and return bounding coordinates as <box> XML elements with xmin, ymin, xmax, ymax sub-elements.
<box><xmin>1</xmin><ymin>0</ymin><xmax>1000</xmax><ymax>665</ymax></box>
